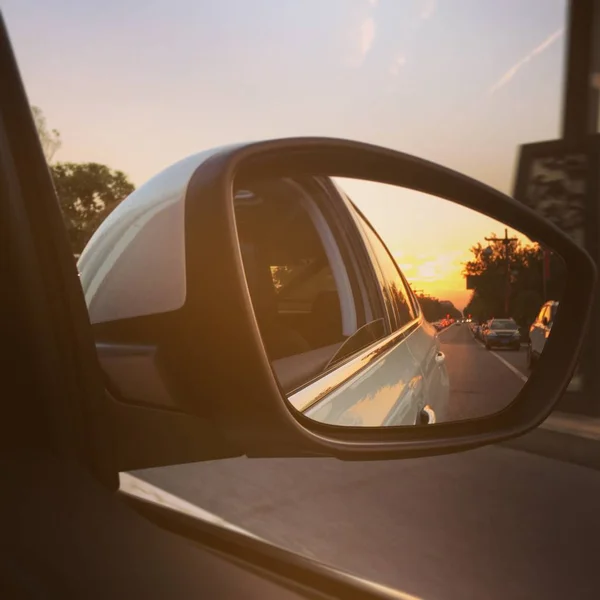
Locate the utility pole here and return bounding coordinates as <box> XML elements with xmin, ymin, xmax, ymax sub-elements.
<box><xmin>484</xmin><ymin>228</ymin><xmax>518</xmax><ymax>317</ymax></box>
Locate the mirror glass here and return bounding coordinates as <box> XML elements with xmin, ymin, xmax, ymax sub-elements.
<box><xmin>233</xmin><ymin>176</ymin><xmax>566</xmax><ymax>427</ymax></box>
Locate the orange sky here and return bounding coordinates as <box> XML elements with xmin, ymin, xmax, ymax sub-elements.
<box><xmin>5</xmin><ymin>0</ymin><xmax>565</xmax><ymax>315</ymax></box>
<box><xmin>337</xmin><ymin>178</ymin><xmax>533</xmax><ymax>311</ymax></box>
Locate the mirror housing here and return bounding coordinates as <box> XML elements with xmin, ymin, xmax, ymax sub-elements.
<box><xmin>79</xmin><ymin>137</ymin><xmax>596</xmax><ymax>465</ymax></box>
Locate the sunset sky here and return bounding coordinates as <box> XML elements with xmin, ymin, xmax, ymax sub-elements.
<box><xmin>337</xmin><ymin>178</ymin><xmax>532</xmax><ymax>310</ymax></box>
<box><xmin>2</xmin><ymin>0</ymin><xmax>566</xmax><ymax>310</ymax></box>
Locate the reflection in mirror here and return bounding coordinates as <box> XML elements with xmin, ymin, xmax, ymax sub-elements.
<box><xmin>233</xmin><ymin>176</ymin><xmax>566</xmax><ymax>427</ymax></box>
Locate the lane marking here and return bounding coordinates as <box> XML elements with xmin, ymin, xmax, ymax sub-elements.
<box><xmin>466</xmin><ymin>333</ymin><xmax>599</xmax><ymax>439</ymax></box>
<box><xmin>468</xmin><ymin>331</ymin><xmax>529</xmax><ymax>382</ymax></box>
<box><xmin>489</xmin><ymin>351</ymin><xmax>528</xmax><ymax>383</ymax></box>
<box><xmin>439</xmin><ymin>326</ymin><xmax>529</xmax><ymax>382</ymax></box>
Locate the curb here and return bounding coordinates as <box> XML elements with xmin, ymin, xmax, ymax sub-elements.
<box><xmin>500</xmin><ymin>412</ymin><xmax>600</xmax><ymax>471</ymax></box>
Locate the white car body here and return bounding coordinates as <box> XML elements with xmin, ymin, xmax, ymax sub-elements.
<box><xmin>78</xmin><ymin>147</ymin><xmax>450</xmax><ymax>428</ymax></box>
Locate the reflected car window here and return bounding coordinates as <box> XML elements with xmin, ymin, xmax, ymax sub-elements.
<box><xmin>490</xmin><ymin>319</ymin><xmax>518</xmax><ymax>330</ymax></box>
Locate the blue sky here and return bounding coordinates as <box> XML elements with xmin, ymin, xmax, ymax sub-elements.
<box><xmin>2</xmin><ymin>0</ymin><xmax>567</xmax><ymax>308</ymax></box>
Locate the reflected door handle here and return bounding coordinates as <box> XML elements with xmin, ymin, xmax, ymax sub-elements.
<box><xmin>435</xmin><ymin>351</ymin><xmax>445</xmax><ymax>365</ymax></box>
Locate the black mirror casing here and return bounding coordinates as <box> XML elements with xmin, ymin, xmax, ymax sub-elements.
<box><xmin>81</xmin><ymin>137</ymin><xmax>596</xmax><ymax>467</ymax></box>
<box><xmin>176</xmin><ymin>137</ymin><xmax>596</xmax><ymax>460</ymax></box>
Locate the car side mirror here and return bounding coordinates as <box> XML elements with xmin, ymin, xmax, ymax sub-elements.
<box><xmin>78</xmin><ymin>137</ymin><xmax>596</xmax><ymax>463</ymax></box>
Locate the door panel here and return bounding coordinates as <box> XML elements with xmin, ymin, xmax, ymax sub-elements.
<box><xmin>304</xmin><ymin>331</ymin><xmax>424</xmax><ymax>426</ymax></box>
<box><xmin>404</xmin><ymin>322</ymin><xmax>449</xmax><ymax>424</ymax></box>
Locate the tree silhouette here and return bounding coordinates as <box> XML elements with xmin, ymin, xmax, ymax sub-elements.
<box><xmin>51</xmin><ymin>162</ymin><xmax>135</xmax><ymax>255</ymax></box>
<box><xmin>463</xmin><ymin>233</ymin><xmax>566</xmax><ymax>330</ymax></box>
<box><xmin>31</xmin><ymin>106</ymin><xmax>136</xmax><ymax>256</ymax></box>
<box><xmin>31</xmin><ymin>105</ymin><xmax>62</xmax><ymax>163</ymax></box>
<box><xmin>415</xmin><ymin>294</ymin><xmax>462</xmax><ymax>322</ymax></box>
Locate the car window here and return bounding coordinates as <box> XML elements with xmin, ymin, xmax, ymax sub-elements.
<box><xmin>234</xmin><ymin>178</ymin><xmax>386</xmax><ymax>393</ymax></box>
<box><xmin>348</xmin><ymin>207</ymin><xmax>417</xmax><ymax>330</ymax></box>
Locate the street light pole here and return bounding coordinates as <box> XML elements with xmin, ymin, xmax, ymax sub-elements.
<box><xmin>484</xmin><ymin>228</ymin><xmax>518</xmax><ymax>317</ymax></box>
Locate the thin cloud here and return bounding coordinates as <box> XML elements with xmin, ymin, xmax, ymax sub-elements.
<box><xmin>420</xmin><ymin>0</ymin><xmax>436</xmax><ymax>20</ymax></box>
<box><xmin>360</xmin><ymin>17</ymin><xmax>376</xmax><ymax>58</ymax></box>
<box><xmin>347</xmin><ymin>16</ymin><xmax>376</xmax><ymax>68</ymax></box>
<box><xmin>488</xmin><ymin>27</ymin><xmax>564</xmax><ymax>95</ymax></box>
<box><xmin>389</xmin><ymin>54</ymin><xmax>407</xmax><ymax>76</ymax></box>
<box><xmin>345</xmin><ymin>0</ymin><xmax>379</xmax><ymax>69</ymax></box>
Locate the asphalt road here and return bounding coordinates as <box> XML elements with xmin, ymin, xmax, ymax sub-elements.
<box><xmin>135</xmin><ymin>324</ymin><xmax>600</xmax><ymax>600</ymax></box>
<box><xmin>437</xmin><ymin>324</ymin><xmax>527</xmax><ymax>422</ymax></box>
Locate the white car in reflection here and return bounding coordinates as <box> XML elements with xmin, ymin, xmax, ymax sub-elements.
<box><xmin>78</xmin><ymin>151</ymin><xmax>451</xmax><ymax>428</ymax></box>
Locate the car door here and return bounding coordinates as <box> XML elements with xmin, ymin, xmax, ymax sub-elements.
<box><xmin>336</xmin><ymin>197</ymin><xmax>449</xmax><ymax>426</ymax></box>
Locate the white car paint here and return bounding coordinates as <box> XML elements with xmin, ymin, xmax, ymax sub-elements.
<box><xmin>78</xmin><ymin>144</ymin><xmax>245</xmax><ymax>325</ymax></box>
<box><xmin>77</xmin><ymin>145</ymin><xmax>450</xmax><ymax>428</ymax></box>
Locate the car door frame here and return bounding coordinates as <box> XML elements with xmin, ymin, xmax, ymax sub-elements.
<box><xmin>347</xmin><ymin>201</ymin><xmax>435</xmax><ymax>424</ymax></box>
<box><xmin>0</xmin><ymin>15</ymin><xmax>117</xmax><ymax>488</ymax></box>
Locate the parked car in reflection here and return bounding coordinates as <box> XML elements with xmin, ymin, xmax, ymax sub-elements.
<box><xmin>483</xmin><ymin>318</ymin><xmax>521</xmax><ymax>351</ymax></box>
<box><xmin>528</xmin><ymin>300</ymin><xmax>560</xmax><ymax>369</ymax></box>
